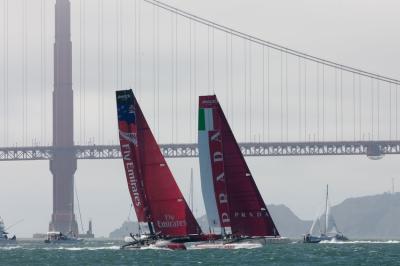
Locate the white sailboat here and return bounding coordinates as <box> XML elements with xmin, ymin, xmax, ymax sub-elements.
<box><xmin>0</xmin><ymin>217</ymin><xmax>16</xmax><ymax>243</ymax></box>
<box><xmin>304</xmin><ymin>185</ymin><xmax>348</xmax><ymax>243</ymax></box>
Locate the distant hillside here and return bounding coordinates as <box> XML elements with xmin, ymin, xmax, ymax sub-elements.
<box><xmin>109</xmin><ymin>220</ymin><xmax>140</xmax><ymax>239</ymax></box>
<box><xmin>332</xmin><ymin>192</ymin><xmax>400</xmax><ymax>239</ymax></box>
<box><xmin>268</xmin><ymin>204</ymin><xmax>312</xmax><ymax>238</ymax></box>
<box><xmin>109</xmin><ymin>193</ymin><xmax>400</xmax><ymax>239</ymax></box>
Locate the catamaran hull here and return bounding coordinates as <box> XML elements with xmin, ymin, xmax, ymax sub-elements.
<box><xmin>121</xmin><ymin>239</ymin><xmax>186</xmax><ymax>250</ymax></box>
<box><xmin>303</xmin><ymin>234</ymin><xmax>348</xmax><ymax>243</ymax></box>
<box><xmin>188</xmin><ymin>237</ymin><xmax>290</xmax><ymax>249</ymax></box>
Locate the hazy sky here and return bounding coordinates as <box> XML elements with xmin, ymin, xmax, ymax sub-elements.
<box><xmin>0</xmin><ymin>0</ymin><xmax>400</xmax><ymax>237</ymax></box>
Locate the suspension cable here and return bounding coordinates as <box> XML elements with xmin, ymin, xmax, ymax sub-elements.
<box><xmin>286</xmin><ymin>53</ymin><xmax>289</xmax><ymax>141</ymax></box>
<box><xmin>175</xmin><ymin>13</ymin><xmax>178</xmax><ymax>143</ymax></box>
<box><xmin>280</xmin><ymin>50</ymin><xmax>283</xmax><ymax>141</ymax></box>
<box><xmin>249</xmin><ymin>43</ymin><xmax>252</xmax><ymax>141</ymax></box>
<box><xmin>153</xmin><ymin>3</ymin><xmax>156</xmax><ymax>132</ymax></box>
<box><xmin>262</xmin><ymin>46</ymin><xmax>265</xmax><ymax>142</ymax></box>
<box><xmin>143</xmin><ymin>0</ymin><xmax>400</xmax><ymax>86</ymax></box>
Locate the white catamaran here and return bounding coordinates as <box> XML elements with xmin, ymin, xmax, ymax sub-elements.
<box><xmin>304</xmin><ymin>185</ymin><xmax>348</xmax><ymax>243</ymax></box>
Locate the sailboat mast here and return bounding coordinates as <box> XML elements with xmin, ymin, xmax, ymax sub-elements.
<box><xmin>325</xmin><ymin>184</ymin><xmax>329</xmax><ymax>235</ymax></box>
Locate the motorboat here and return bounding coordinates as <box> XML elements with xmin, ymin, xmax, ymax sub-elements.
<box><xmin>44</xmin><ymin>231</ymin><xmax>83</xmax><ymax>244</ymax></box>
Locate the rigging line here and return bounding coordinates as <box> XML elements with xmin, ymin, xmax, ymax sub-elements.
<box><xmin>74</xmin><ymin>183</ymin><xmax>85</xmax><ymax>234</ymax></box>
<box><xmin>143</xmin><ymin>0</ymin><xmax>400</xmax><ymax>85</ymax></box>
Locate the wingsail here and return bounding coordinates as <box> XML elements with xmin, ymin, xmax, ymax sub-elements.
<box><xmin>198</xmin><ymin>95</ymin><xmax>279</xmax><ymax>237</ymax></box>
<box><xmin>117</xmin><ymin>89</ymin><xmax>202</xmax><ymax>237</ymax></box>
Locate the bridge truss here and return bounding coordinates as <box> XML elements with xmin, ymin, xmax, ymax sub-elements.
<box><xmin>0</xmin><ymin>141</ymin><xmax>399</xmax><ymax>161</ymax></box>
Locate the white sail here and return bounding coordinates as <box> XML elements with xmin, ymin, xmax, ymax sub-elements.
<box><xmin>325</xmin><ymin>203</ymin><xmax>339</xmax><ymax>235</ymax></box>
<box><xmin>198</xmin><ymin>107</ymin><xmax>221</xmax><ymax>231</ymax></box>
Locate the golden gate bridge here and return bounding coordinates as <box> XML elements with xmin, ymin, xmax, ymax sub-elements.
<box><xmin>0</xmin><ymin>0</ymin><xmax>399</xmax><ymax>234</ymax></box>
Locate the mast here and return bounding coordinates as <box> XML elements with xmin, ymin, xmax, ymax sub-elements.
<box><xmin>325</xmin><ymin>184</ymin><xmax>329</xmax><ymax>235</ymax></box>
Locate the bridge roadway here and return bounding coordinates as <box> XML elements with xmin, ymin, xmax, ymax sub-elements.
<box><xmin>0</xmin><ymin>141</ymin><xmax>398</xmax><ymax>161</ymax></box>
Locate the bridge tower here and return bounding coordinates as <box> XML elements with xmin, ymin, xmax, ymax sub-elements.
<box><xmin>49</xmin><ymin>0</ymin><xmax>78</xmax><ymax>235</ymax></box>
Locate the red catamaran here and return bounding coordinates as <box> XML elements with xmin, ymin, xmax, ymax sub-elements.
<box><xmin>196</xmin><ymin>95</ymin><xmax>287</xmax><ymax>249</ymax></box>
<box><xmin>116</xmin><ymin>89</ymin><xmax>204</xmax><ymax>249</ymax></box>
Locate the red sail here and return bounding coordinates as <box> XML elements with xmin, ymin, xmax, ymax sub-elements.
<box><xmin>117</xmin><ymin>91</ymin><xmax>150</xmax><ymax>223</ymax></box>
<box><xmin>199</xmin><ymin>95</ymin><xmax>279</xmax><ymax>237</ymax></box>
<box><xmin>117</xmin><ymin>90</ymin><xmax>202</xmax><ymax>236</ymax></box>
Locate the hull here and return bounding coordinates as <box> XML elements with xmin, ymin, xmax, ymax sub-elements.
<box><xmin>121</xmin><ymin>234</ymin><xmax>220</xmax><ymax>251</ymax></box>
<box><xmin>121</xmin><ymin>238</ymin><xmax>186</xmax><ymax>251</ymax></box>
<box><xmin>189</xmin><ymin>236</ymin><xmax>290</xmax><ymax>250</ymax></box>
<box><xmin>304</xmin><ymin>234</ymin><xmax>348</xmax><ymax>243</ymax></box>
<box><xmin>0</xmin><ymin>239</ymin><xmax>17</xmax><ymax>244</ymax></box>
<box><xmin>44</xmin><ymin>238</ymin><xmax>84</xmax><ymax>244</ymax></box>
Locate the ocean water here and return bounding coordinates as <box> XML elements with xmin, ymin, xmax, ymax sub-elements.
<box><xmin>1</xmin><ymin>240</ymin><xmax>399</xmax><ymax>265</ymax></box>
